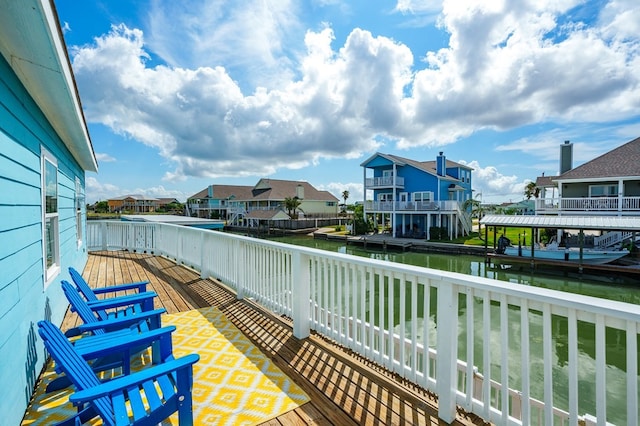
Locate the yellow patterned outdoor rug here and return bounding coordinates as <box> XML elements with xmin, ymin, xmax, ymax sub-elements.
<box><xmin>22</xmin><ymin>306</ymin><xmax>309</xmax><ymax>425</ymax></box>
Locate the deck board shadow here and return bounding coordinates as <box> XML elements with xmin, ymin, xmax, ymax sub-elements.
<box><xmin>63</xmin><ymin>251</ymin><xmax>487</xmax><ymax>426</ymax></box>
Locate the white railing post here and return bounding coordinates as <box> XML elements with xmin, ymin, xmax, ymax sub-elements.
<box><xmin>291</xmin><ymin>251</ymin><xmax>310</xmax><ymax>339</ymax></box>
<box><xmin>236</xmin><ymin>240</ymin><xmax>245</xmax><ymax>299</ymax></box>
<box><xmin>436</xmin><ymin>281</ymin><xmax>458</xmax><ymax>423</ymax></box>
<box><xmin>101</xmin><ymin>221</ymin><xmax>107</xmax><ymax>251</ymax></box>
<box><xmin>199</xmin><ymin>231</ymin><xmax>206</xmax><ymax>278</ymax></box>
<box><xmin>126</xmin><ymin>223</ymin><xmax>133</xmax><ymax>251</ymax></box>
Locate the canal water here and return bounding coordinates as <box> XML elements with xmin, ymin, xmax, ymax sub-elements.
<box><xmin>270</xmin><ymin>235</ymin><xmax>640</xmax><ymax>424</ymax></box>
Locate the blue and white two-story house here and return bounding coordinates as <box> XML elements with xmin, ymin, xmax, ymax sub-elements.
<box><xmin>361</xmin><ymin>152</ymin><xmax>473</xmax><ymax>239</ymax></box>
<box><xmin>0</xmin><ymin>1</ymin><xmax>98</xmax><ymax>423</ymax></box>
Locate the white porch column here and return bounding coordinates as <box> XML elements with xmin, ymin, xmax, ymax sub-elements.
<box><xmin>392</xmin><ymin>163</ymin><xmax>397</xmax><ymax>237</ymax></box>
<box><xmin>619</xmin><ymin>178</ymin><xmax>624</xmax><ymax>213</ymax></box>
<box><xmin>363</xmin><ymin>165</ymin><xmax>368</xmax><ymax>232</ymax></box>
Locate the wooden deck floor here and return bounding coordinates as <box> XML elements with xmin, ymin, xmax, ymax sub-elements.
<box><xmin>58</xmin><ymin>251</ymin><xmax>488</xmax><ymax>426</ymax></box>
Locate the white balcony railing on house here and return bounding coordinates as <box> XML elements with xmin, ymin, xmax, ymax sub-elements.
<box><xmin>365</xmin><ymin>200</ymin><xmax>461</xmax><ymax>212</ymax></box>
<box><xmin>365</xmin><ymin>176</ymin><xmax>405</xmax><ymax>188</ymax></box>
<box><xmin>86</xmin><ymin>221</ymin><xmax>639</xmax><ymax>426</ymax></box>
<box><xmin>536</xmin><ymin>196</ymin><xmax>640</xmax><ymax>214</ymax></box>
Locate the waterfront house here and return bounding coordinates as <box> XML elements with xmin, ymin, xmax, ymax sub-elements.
<box><xmin>0</xmin><ymin>1</ymin><xmax>98</xmax><ymax>423</ymax></box>
<box><xmin>536</xmin><ymin>138</ymin><xmax>640</xmax><ymax>216</ymax></box>
<box><xmin>156</xmin><ymin>197</ymin><xmax>182</xmax><ymax>210</ymax></box>
<box><xmin>533</xmin><ymin>138</ymin><xmax>640</xmax><ymax>248</ymax></box>
<box><xmin>187</xmin><ymin>179</ymin><xmax>340</xmax><ymax>224</ymax></box>
<box><xmin>499</xmin><ymin>200</ymin><xmax>535</xmax><ymax>215</ymax></box>
<box><xmin>187</xmin><ymin>184</ymin><xmax>254</xmax><ymax>218</ymax></box>
<box><xmin>361</xmin><ymin>152</ymin><xmax>473</xmax><ymax>239</ymax></box>
<box><xmin>107</xmin><ymin>194</ymin><xmax>160</xmax><ymax>213</ymax></box>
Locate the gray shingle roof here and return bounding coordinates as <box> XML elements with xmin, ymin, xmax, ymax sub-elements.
<box><xmin>535</xmin><ymin>175</ymin><xmax>557</xmax><ymax>187</ymax></box>
<box><xmin>250</xmin><ymin>179</ymin><xmax>338</xmax><ymax>201</ymax></box>
<box><xmin>188</xmin><ymin>180</ymin><xmax>339</xmax><ymax>202</ymax></box>
<box><xmin>558</xmin><ymin>136</ymin><xmax>640</xmax><ymax>180</ymax></box>
<box><xmin>109</xmin><ymin>194</ymin><xmax>160</xmax><ymax>201</ymax></box>
<box><xmin>371</xmin><ymin>153</ymin><xmax>469</xmax><ymax>182</ymax></box>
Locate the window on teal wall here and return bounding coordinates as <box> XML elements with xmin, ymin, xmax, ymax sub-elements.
<box><xmin>75</xmin><ymin>177</ymin><xmax>84</xmax><ymax>248</ymax></box>
<box><xmin>42</xmin><ymin>148</ymin><xmax>59</xmax><ymax>287</ymax></box>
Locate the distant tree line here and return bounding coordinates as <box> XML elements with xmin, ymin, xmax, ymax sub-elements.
<box><xmin>87</xmin><ymin>200</ymin><xmax>185</xmax><ymax>214</ymax></box>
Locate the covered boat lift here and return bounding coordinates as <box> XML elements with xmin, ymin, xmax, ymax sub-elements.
<box><xmin>479</xmin><ymin>214</ymin><xmax>640</xmax><ymax>273</ymax></box>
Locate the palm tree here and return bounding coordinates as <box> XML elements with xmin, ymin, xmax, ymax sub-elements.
<box><xmin>284</xmin><ymin>196</ymin><xmax>302</xmax><ymax>219</ymax></box>
<box><xmin>524</xmin><ymin>181</ymin><xmax>540</xmax><ymax>200</ymax></box>
<box><xmin>341</xmin><ymin>190</ymin><xmax>349</xmax><ymax>213</ymax></box>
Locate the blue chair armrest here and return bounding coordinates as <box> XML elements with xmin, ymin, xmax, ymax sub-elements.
<box><xmin>92</xmin><ymin>281</ymin><xmax>149</xmax><ymax>294</ymax></box>
<box><xmin>72</xmin><ymin>308</ymin><xmax>166</xmax><ymax>333</ymax></box>
<box><xmin>85</xmin><ymin>291</ymin><xmax>157</xmax><ymax>311</ymax></box>
<box><xmin>69</xmin><ymin>354</ymin><xmax>200</xmax><ymax>403</ymax></box>
<box><xmin>74</xmin><ymin>326</ymin><xmax>176</xmax><ymax>362</ymax></box>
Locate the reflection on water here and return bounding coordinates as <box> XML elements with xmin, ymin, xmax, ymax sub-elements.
<box><xmin>271</xmin><ymin>235</ymin><xmax>640</xmax><ymax>424</ymax></box>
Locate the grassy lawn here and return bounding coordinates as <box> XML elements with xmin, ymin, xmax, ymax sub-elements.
<box><xmin>446</xmin><ymin>226</ymin><xmax>532</xmax><ymax>246</ymax></box>
<box><xmin>87</xmin><ymin>212</ymin><xmax>121</xmax><ymax>219</ymax></box>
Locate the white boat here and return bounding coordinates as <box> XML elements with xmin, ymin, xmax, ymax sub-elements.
<box><xmin>502</xmin><ymin>243</ymin><xmax>629</xmax><ymax>265</ymax></box>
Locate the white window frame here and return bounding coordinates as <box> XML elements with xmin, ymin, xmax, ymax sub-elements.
<box><xmin>413</xmin><ymin>191</ymin><xmax>433</xmax><ymax>202</ymax></box>
<box><xmin>42</xmin><ymin>148</ymin><xmax>60</xmax><ymax>287</ymax></box>
<box><xmin>589</xmin><ymin>184</ymin><xmax>617</xmax><ymax>197</ymax></box>
<box><xmin>75</xmin><ymin>177</ymin><xmax>84</xmax><ymax>249</ymax></box>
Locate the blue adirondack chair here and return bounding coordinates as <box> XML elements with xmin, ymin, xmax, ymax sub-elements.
<box><xmin>38</xmin><ymin>320</ymin><xmax>199</xmax><ymax>426</ymax></box>
<box><xmin>47</xmin><ymin>324</ymin><xmax>179</xmax><ymax>393</ymax></box>
<box><xmin>61</xmin><ymin>280</ymin><xmax>165</xmax><ymax>338</ymax></box>
<box><xmin>48</xmin><ymin>281</ymin><xmax>170</xmax><ymax>393</ymax></box>
<box><xmin>68</xmin><ymin>267</ymin><xmax>156</xmax><ymax>316</ymax></box>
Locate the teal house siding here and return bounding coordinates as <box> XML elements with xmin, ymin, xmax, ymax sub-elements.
<box><xmin>0</xmin><ymin>2</ymin><xmax>98</xmax><ymax>424</ymax></box>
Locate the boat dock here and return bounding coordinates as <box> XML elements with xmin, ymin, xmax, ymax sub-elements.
<box><xmin>487</xmin><ymin>252</ymin><xmax>640</xmax><ymax>276</ymax></box>
<box><xmin>480</xmin><ymin>214</ymin><xmax>640</xmax><ymax>276</ymax></box>
<box><xmin>313</xmin><ymin>231</ymin><xmax>486</xmax><ymax>255</ymax></box>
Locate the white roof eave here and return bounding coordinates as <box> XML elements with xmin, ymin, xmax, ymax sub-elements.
<box><xmin>0</xmin><ymin>0</ymin><xmax>97</xmax><ymax>172</ymax></box>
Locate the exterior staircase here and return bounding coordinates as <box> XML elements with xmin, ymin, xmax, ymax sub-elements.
<box><xmin>594</xmin><ymin>230</ymin><xmax>639</xmax><ymax>249</ymax></box>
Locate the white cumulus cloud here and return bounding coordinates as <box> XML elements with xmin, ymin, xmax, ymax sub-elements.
<box><xmin>70</xmin><ymin>1</ymin><xmax>640</xmax><ymax>201</ymax></box>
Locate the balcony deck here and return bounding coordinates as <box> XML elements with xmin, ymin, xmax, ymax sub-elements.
<box><xmin>52</xmin><ymin>251</ymin><xmax>485</xmax><ymax>426</ymax></box>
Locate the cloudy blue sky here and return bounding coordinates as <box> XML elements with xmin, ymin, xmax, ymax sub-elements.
<box><xmin>53</xmin><ymin>0</ymin><xmax>640</xmax><ymax>204</ymax></box>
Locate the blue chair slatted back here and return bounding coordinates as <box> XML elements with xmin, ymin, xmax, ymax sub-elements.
<box><xmin>62</xmin><ymin>280</ymin><xmax>106</xmax><ymax>335</ymax></box>
<box><xmin>68</xmin><ymin>267</ymin><xmax>154</xmax><ymax>318</ymax></box>
<box><xmin>69</xmin><ymin>267</ymin><xmax>101</xmax><ymax>303</ymax></box>
<box><xmin>37</xmin><ymin>321</ymin><xmax>114</xmax><ymax>421</ymax></box>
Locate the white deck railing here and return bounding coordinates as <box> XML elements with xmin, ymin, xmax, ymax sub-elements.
<box><xmin>365</xmin><ymin>176</ymin><xmax>405</xmax><ymax>188</ymax></box>
<box><xmin>364</xmin><ymin>200</ymin><xmax>460</xmax><ymax>212</ymax></box>
<box><xmin>536</xmin><ymin>196</ymin><xmax>640</xmax><ymax>213</ymax></box>
<box><xmin>86</xmin><ymin>221</ymin><xmax>639</xmax><ymax>425</ymax></box>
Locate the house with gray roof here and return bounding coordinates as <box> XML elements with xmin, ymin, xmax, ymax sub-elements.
<box><xmin>187</xmin><ymin>179</ymin><xmax>339</xmax><ymax>224</ymax></box>
<box><xmin>360</xmin><ymin>151</ymin><xmax>473</xmax><ymax>239</ymax></box>
<box><xmin>536</xmin><ymin>137</ymin><xmax>640</xmax><ymax>217</ymax></box>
